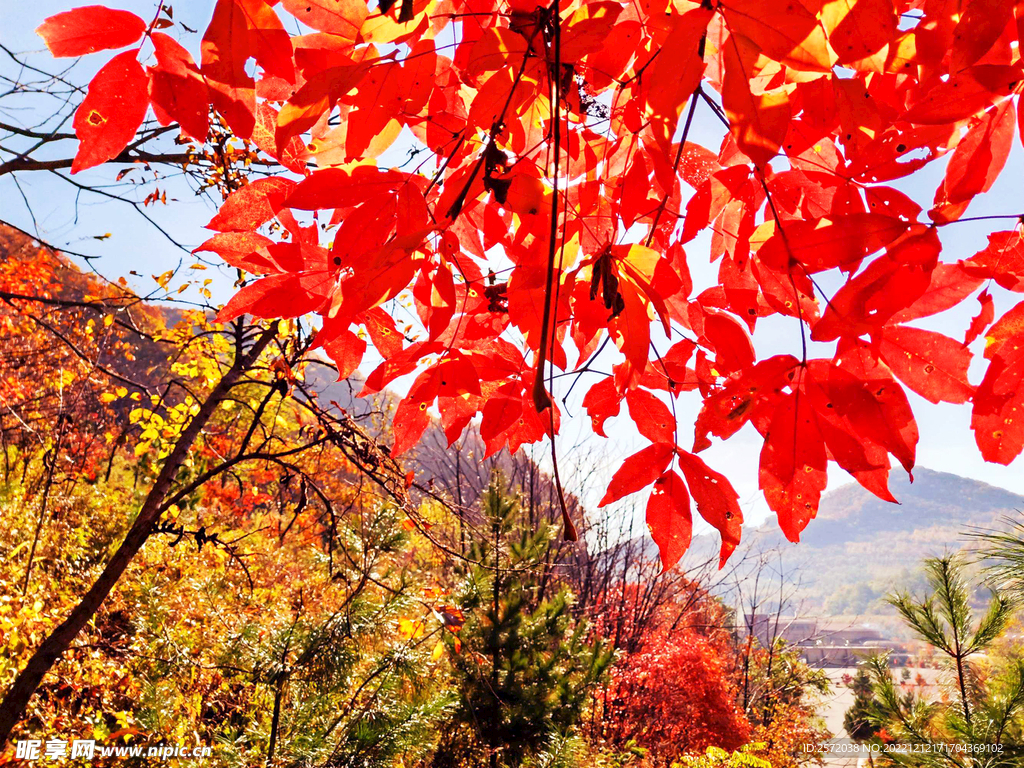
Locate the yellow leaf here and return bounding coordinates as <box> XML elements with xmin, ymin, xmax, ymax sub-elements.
<box><xmin>398</xmin><ymin>618</ymin><xmax>424</xmax><ymax>639</ymax></box>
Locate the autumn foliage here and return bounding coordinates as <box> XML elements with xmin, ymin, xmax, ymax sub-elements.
<box><xmin>0</xmin><ymin>236</ymin><xmax>797</xmax><ymax>763</ymax></box>
<box><xmin>600</xmin><ymin>628</ymin><xmax>751</xmax><ymax>760</ymax></box>
<box><xmin>29</xmin><ymin>0</ymin><xmax>1024</xmax><ymax>571</ymax></box>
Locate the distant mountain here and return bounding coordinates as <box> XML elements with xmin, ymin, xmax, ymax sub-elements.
<box><xmin>676</xmin><ymin>469</ymin><xmax>1024</xmax><ymax>615</ymax></box>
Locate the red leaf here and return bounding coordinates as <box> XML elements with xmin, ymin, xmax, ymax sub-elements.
<box><xmin>891</xmin><ymin>263</ymin><xmax>986</xmax><ymax>323</ymax></box>
<box><xmin>626</xmin><ymin>388</ymin><xmax>675</xmax><ymax>444</ymax></box>
<box><xmin>699</xmin><ymin>309</ymin><xmax>756</xmax><ymax>374</ymax></box>
<box><xmin>972</xmin><ymin>354</ymin><xmax>1024</xmax><ymax>464</ymax></box>
<box><xmin>236</xmin><ymin>0</ymin><xmax>295</xmax><ymax>82</ymax></box>
<box><xmin>646</xmin><ymin>9</ymin><xmax>709</xmax><ymax>146</ymax></box>
<box><xmin>207</xmin><ymin>178</ymin><xmax>297</xmax><ymax>232</ymax></box>
<box><xmin>719</xmin><ymin>0</ymin><xmax>832</xmax><ymax>72</ymax></box>
<box><xmin>275</xmin><ymin>63</ymin><xmax>368</xmax><ymax>152</ymax></box>
<box><xmin>972</xmin><ymin>301</ymin><xmax>1024</xmax><ymax>463</ymax></box>
<box><xmin>964</xmin><ymin>290</ymin><xmax>994</xmax><ymax>346</ymax></box>
<box><xmin>251</xmin><ymin>103</ymin><xmax>306</xmax><ymax>173</ymax></box>
<box><xmin>821</xmin><ymin>0</ymin><xmax>896</xmax><ymax>66</ymax></box>
<box><xmin>282</xmin><ymin>0</ymin><xmax>368</xmax><ymax>40</ymax></box>
<box><xmin>834</xmin><ymin>340</ymin><xmax>919</xmax><ymax>475</ymax></box>
<box><xmin>877</xmin><ymin>326</ymin><xmax>974</xmax><ymax>404</ymax></box>
<box><xmin>721</xmin><ymin>33</ymin><xmax>791</xmax><ymax>168</ymax></box>
<box><xmin>71</xmin><ymin>51</ymin><xmax>150</xmax><ymax>174</ymax></box>
<box><xmin>646</xmin><ymin>471</ymin><xmax>692</xmax><ymax>572</ymax></box>
<box><xmin>284</xmin><ymin>167</ymin><xmax>409</xmax><ymax>210</ymax></box>
<box><xmin>559</xmin><ymin>2</ymin><xmax>625</xmax><ymax>63</ymax></box>
<box><xmin>149</xmin><ymin>33</ymin><xmax>210</xmax><ymax>142</ymax></box>
<box><xmin>963</xmin><ymin>231</ymin><xmax>1024</xmax><ymax>291</ymax></box>
<box><xmin>583</xmin><ymin>377</ymin><xmax>622</xmax><ymax>437</ymax></box>
<box><xmin>201</xmin><ymin>0</ymin><xmax>257</xmax><ymax>138</ymax></box>
<box><xmin>216</xmin><ymin>272</ymin><xmax>330</xmax><ymax>322</ymax></box>
<box><xmin>676</xmin><ymin>450</ymin><xmax>743</xmax><ymax>568</ymax></box>
<box><xmin>950</xmin><ymin>0</ymin><xmax>1016</xmax><ymax>73</ymax></box>
<box><xmin>811</xmin><ymin>245</ymin><xmax>937</xmax><ymax>341</ymax></box>
<box><xmin>322</xmin><ymin>329</ymin><xmax>366</xmax><ymax>380</ymax></box>
<box><xmin>37</xmin><ymin>6</ymin><xmax>146</xmax><ymax>58</ymax></box>
<box><xmin>599</xmin><ymin>443</ymin><xmax>675</xmax><ymax>507</ymax></box>
<box><xmin>903</xmin><ymin>65</ymin><xmax>1019</xmax><ymax>125</ymax></box>
<box><xmin>757</xmin><ymin>214</ymin><xmax>909</xmax><ymax>274</ymax></box>
<box><xmin>933</xmin><ymin>99</ymin><xmax>1015</xmax><ymax>218</ymax></box>
<box><xmin>619</xmin><ymin>152</ymin><xmax>652</xmax><ymax>228</ymax></box>
<box><xmin>194</xmin><ymin>232</ymin><xmax>275</xmax><ymax>271</ymax></box>
<box><xmin>802</xmin><ymin>360</ymin><xmax>897</xmax><ymax>503</ymax></box>
<box><xmin>392</xmin><ymin>396</ymin><xmax>431</xmax><ymax>456</ymax></box>
<box><xmin>694</xmin><ymin>355</ymin><xmax>799</xmax><ymax>451</ymax></box>
<box><xmin>758</xmin><ymin>389</ymin><xmax>828</xmax><ymax>543</ymax></box>
<box><xmin>365</xmin><ymin>307</ymin><xmax>404</xmax><ymax>358</ymax></box>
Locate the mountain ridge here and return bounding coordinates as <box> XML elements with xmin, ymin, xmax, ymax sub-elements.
<box><xmin>682</xmin><ymin>467</ymin><xmax>1024</xmax><ymax>614</ymax></box>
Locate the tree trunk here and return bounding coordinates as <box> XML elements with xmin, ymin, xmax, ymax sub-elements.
<box><xmin>0</xmin><ymin>325</ymin><xmax>276</xmax><ymax>743</ymax></box>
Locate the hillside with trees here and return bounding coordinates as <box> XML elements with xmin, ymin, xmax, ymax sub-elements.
<box><xmin>743</xmin><ymin>469</ymin><xmax>1024</xmax><ymax>615</ymax></box>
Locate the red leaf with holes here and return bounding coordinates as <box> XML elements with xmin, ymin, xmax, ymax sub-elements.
<box><xmin>811</xmin><ymin>230</ymin><xmax>941</xmax><ymax>341</ymax></box>
<box><xmin>877</xmin><ymin>325</ymin><xmax>974</xmax><ymax>404</ymax></box>
<box><xmin>583</xmin><ymin>377</ymin><xmax>621</xmax><ymax>438</ymax></box>
<box><xmin>972</xmin><ymin>301</ymin><xmax>1024</xmax><ymax>463</ymax></box>
<box><xmin>71</xmin><ymin>51</ymin><xmax>150</xmax><ymax>173</ymax></box>
<box><xmin>282</xmin><ymin>0</ymin><xmax>367</xmax><ymax>40</ymax></box>
<box><xmin>903</xmin><ymin>66</ymin><xmax>1019</xmax><ymax>125</ymax></box>
<box><xmin>392</xmin><ymin>395</ymin><xmax>432</xmax><ymax>456</ymax></box>
<box><xmin>694</xmin><ymin>355</ymin><xmax>799</xmax><ymax>451</ymax></box>
<box><xmin>646</xmin><ymin>471</ymin><xmax>692</xmax><ymax>572</ymax></box>
<box><xmin>891</xmin><ymin>264</ymin><xmax>986</xmax><ymax>323</ymax></box>
<box><xmin>37</xmin><ymin>6</ymin><xmax>146</xmax><ymax>57</ymax></box>
<box><xmin>676</xmin><ymin>450</ymin><xmax>743</xmax><ymax>568</ymax></box>
<box><xmin>759</xmin><ymin>389</ymin><xmax>828</xmax><ymax>543</ymax></box>
<box><xmin>757</xmin><ymin>214</ymin><xmax>909</xmax><ymax>274</ymax></box>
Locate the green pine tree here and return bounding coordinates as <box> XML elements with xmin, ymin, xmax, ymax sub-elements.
<box><xmin>859</xmin><ymin>554</ymin><xmax>1024</xmax><ymax>767</ymax></box>
<box><xmin>433</xmin><ymin>481</ymin><xmax>612</xmax><ymax>768</ymax></box>
<box><xmin>843</xmin><ymin>667</ymin><xmax>881</xmax><ymax>743</ymax></box>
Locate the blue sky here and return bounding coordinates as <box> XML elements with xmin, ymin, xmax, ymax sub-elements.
<box><xmin>3</xmin><ymin>0</ymin><xmax>1024</xmax><ymax>538</ymax></box>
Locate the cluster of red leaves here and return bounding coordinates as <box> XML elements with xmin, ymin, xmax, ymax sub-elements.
<box><xmin>600</xmin><ymin>628</ymin><xmax>751</xmax><ymax>758</ymax></box>
<box><xmin>36</xmin><ymin>0</ymin><xmax>1024</xmax><ymax>569</ymax></box>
